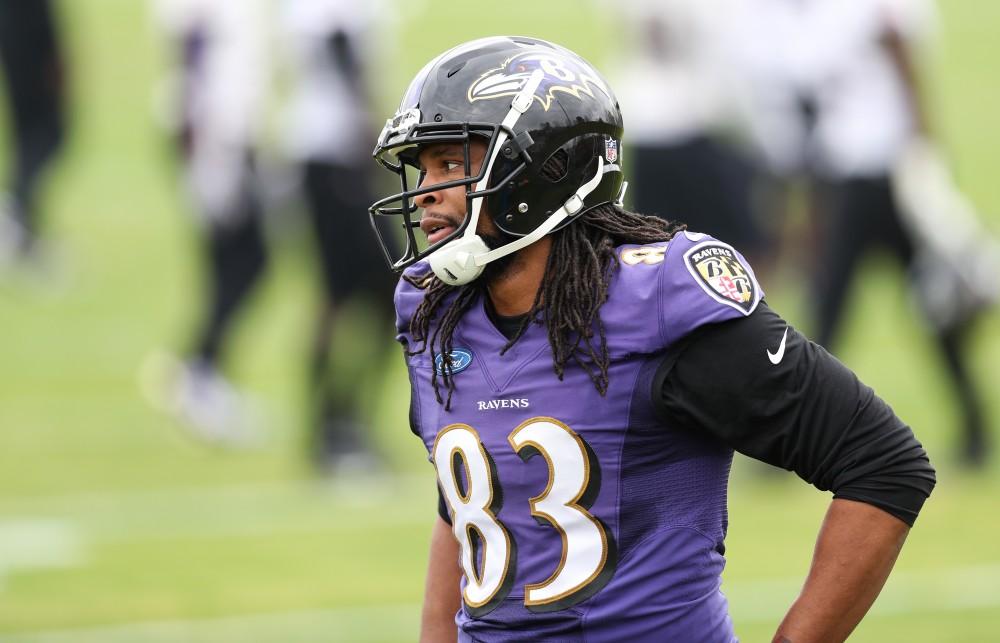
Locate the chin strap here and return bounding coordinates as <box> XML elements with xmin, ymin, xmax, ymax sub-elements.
<box><xmin>429</xmin><ymin>156</ymin><xmax>606</xmax><ymax>285</ymax></box>
<box><xmin>615</xmin><ymin>180</ymin><xmax>628</xmax><ymax>207</ymax></box>
<box><xmin>475</xmin><ymin>156</ymin><xmax>605</xmax><ymax>266</ymax></box>
<box><xmin>428</xmin><ymin>69</ymin><xmax>609</xmax><ymax>286</ymax></box>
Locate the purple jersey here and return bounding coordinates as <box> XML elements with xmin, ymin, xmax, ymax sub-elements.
<box><xmin>396</xmin><ymin>232</ymin><xmax>763</xmax><ymax>642</ymax></box>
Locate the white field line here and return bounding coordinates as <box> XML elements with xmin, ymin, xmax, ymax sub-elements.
<box><xmin>725</xmin><ymin>563</ymin><xmax>1000</xmax><ymax>623</ymax></box>
<box><xmin>0</xmin><ymin>520</ymin><xmax>86</xmax><ymax>589</ymax></box>
<box><xmin>0</xmin><ymin>474</ymin><xmax>435</xmax><ymax>513</ymax></box>
<box><xmin>0</xmin><ymin>474</ymin><xmax>438</xmax><ymax>544</ymax></box>
<box><xmin>0</xmin><ymin>475</ymin><xmax>438</xmax><ymax>585</ymax></box>
<box><xmin>6</xmin><ymin>564</ymin><xmax>1000</xmax><ymax>642</ymax></box>
<box><xmin>3</xmin><ymin>604</ymin><xmax>420</xmax><ymax>643</ymax></box>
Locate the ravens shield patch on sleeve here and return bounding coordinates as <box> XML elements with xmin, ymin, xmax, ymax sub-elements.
<box><xmin>684</xmin><ymin>242</ymin><xmax>760</xmax><ymax>315</ymax></box>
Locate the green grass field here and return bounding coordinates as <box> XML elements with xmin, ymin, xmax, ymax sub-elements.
<box><xmin>1</xmin><ymin>1</ymin><xmax>998</xmax><ymax>641</ymax></box>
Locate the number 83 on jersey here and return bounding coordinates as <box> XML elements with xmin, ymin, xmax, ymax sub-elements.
<box><xmin>433</xmin><ymin>417</ymin><xmax>618</xmax><ymax>616</ymax></box>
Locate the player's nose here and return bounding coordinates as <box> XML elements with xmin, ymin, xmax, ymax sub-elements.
<box><xmin>415</xmin><ymin>185</ymin><xmax>442</xmax><ymax>208</ymax></box>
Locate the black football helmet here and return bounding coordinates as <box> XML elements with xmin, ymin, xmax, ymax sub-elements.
<box><xmin>370</xmin><ymin>36</ymin><xmax>626</xmax><ymax>285</ymax></box>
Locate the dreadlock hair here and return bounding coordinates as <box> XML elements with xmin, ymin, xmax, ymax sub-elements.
<box><xmin>405</xmin><ymin>153</ymin><xmax>685</xmax><ymax>409</ymax></box>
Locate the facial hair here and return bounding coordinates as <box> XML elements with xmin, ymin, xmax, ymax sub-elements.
<box><xmin>479</xmin><ymin>228</ymin><xmax>520</xmax><ymax>284</ymax></box>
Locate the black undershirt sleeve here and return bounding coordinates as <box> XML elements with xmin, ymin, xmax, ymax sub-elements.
<box><xmin>653</xmin><ymin>303</ymin><xmax>936</xmax><ymax>526</ymax></box>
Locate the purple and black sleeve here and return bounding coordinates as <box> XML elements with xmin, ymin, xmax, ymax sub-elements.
<box><xmin>654</xmin><ymin>303</ymin><xmax>936</xmax><ymax>526</ymax></box>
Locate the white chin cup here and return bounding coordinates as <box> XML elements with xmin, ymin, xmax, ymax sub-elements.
<box><xmin>428</xmin><ymin>234</ymin><xmax>491</xmax><ymax>285</ymax></box>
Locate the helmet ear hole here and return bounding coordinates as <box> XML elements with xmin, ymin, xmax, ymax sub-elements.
<box><xmin>540</xmin><ymin>148</ymin><xmax>569</xmax><ymax>183</ymax></box>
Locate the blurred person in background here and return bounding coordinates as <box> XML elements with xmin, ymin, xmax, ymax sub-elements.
<box><xmin>729</xmin><ymin>0</ymin><xmax>997</xmax><ymax>467</ymax></box>
<box><xmin>608</xmin><ymin>0</ymin><xmax>768</xmax><ymax>268</ymax></box>
<box><xmin>150</xmin><ymin>0</ymin><xmax>270</xmax><ymax>444</ymax></box>
<box><xmin>0</xmin><ymin>0</ymin><xmax>67</xmax><ymax>268</ymax></box>
<box><xmin>278</xmin><ymin>0</ymin><xmax>395</xmax><ymax>472</ymax></box>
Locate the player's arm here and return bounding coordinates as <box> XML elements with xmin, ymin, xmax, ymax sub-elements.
<box><xmin>420</xmin><ymin>512</ymin><xmax>461</xmax><ymax>643</ymax></box>
<box><xmin>654</xmin><ymin>302</ymin><xmax>936</xmax><ymax>641</ymax></box>
<box><xmin>770</xmin><ymin>498</ymin><xmax>908</xmax><ymax>643</ymax></box>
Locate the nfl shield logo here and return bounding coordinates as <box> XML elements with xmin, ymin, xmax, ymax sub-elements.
<box><xmin>605</xmin><ymin>138</ymin><xmax>618</xmax><ymax>163</ymax></box>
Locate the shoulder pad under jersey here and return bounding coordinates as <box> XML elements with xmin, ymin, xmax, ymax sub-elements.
<box><xmin>602</xmin><ymin>231</ymin><xmax>763</xmax><ymax>356</ymax></box>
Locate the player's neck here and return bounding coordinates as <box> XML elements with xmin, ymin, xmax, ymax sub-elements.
<box><xmin>485</xmin><ymin>236</ymin><xmax>551</xmax><ymax>316</ymax></box>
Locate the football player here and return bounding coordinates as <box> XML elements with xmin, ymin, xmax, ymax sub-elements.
<box><xmin>152</xmin><ymin>0</ymin><xmax>270</xmax><ymax>442</ymax></box>
<box><xmin>0</xmin><ymin>0</ymin><xmax>66</xmax><ymax>265</ymax></box>
<box><xmin>279</xmin><ymin>0</ymin><xmax>396</xmax><ymax>470</ymax></box>
<box><xmin>370</xmin><ymin>36</ymin><xmax>935</xmax><ymax>642</ymax></box>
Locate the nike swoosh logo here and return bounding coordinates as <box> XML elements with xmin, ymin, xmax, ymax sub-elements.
<box><xmin>767</xmin><ymin>327</ymin><xmax>789</xmax><ymax>365</ymax></box>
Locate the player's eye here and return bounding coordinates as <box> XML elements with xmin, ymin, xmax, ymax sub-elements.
<box><xmin>444</xmin><ymin>160</ymin><xmax>464</xmax><ymax>173</ymax></box>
